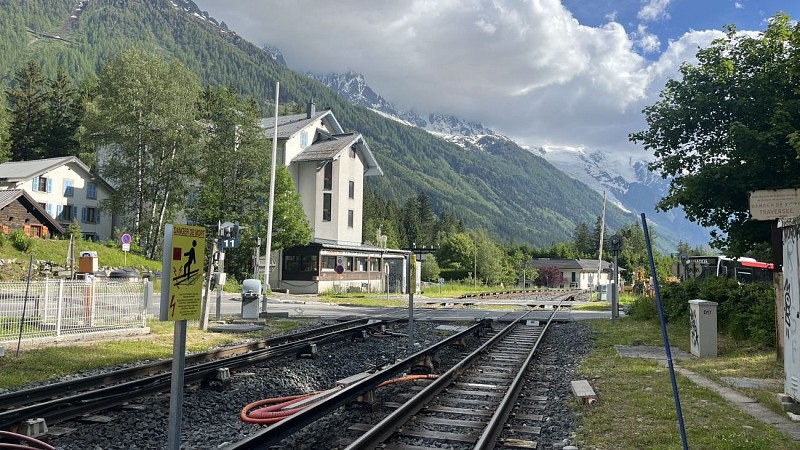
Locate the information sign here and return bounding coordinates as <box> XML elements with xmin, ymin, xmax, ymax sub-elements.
<box><xmin>686</xmin><ymin>260</ymin><xmax>702</xmax><ymax>279</ymax></box>
<box><xmin>748</xmin><ymin>188</ymin><xmax>800</xmax><ymax>221</ymax></box>
<box><xmin>163</xmin><ymin>225</ymin><xmax>205</xmax><ymax>321</ymax></box>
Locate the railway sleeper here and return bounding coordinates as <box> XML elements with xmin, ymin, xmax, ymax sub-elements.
<box><xmin>410</xmin><ymin>354</ymin><xmax>439</xmax><ymax>375</ymax></box>
<box><xmin>296</xmin><ymin>342</ymin><xmax>318</xmax><ymax>359</ymax></box>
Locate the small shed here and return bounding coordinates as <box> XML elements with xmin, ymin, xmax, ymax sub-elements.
<box><xmin>0</xmin><ymin>189</ymin><xmax>65</xmax><ymax>238</ymax></box>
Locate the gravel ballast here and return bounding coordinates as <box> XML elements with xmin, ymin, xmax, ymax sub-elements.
<box><xmin>43</xmin><ymin>319</ymin><xmax>594</xmax><ymax>450</ymax></box>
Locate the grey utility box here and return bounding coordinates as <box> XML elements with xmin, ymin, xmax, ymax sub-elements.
<box><xmin>689</xmin><ymin>299</ymin><xmax>718</xmax><ymax>357</ymax></box>
<box><xmin>241</xmin><ymin>279</ymin><xmax>262</xmax><ymax>320</ymax></box>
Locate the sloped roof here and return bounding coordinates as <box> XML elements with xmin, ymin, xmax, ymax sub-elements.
<box><xmin>0</xmin><ymin>156</ymin><xmax>114</xmax><ymax>191</ymax></box>
<box><xmin>259</xmin><ymin>109</ymin><xmax>343</xmax><ymax>139</ymax></box>
<box><xmin>0</xmin><ymin>189</ymin><xmax>66</xmax><ymax>234</ymax></box>
<box><xmin>291</xmin><ymin>133</ymin><xmax>383</xmax><ymax>176</ymax></box>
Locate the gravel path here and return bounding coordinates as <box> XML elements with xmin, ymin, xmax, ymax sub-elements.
<box><xmin>44</xmin><ymin>320</ymin><xmax>594</xmax><ymax>450</ymax></box>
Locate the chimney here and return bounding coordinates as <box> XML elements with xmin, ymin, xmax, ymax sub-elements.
<box><xmin>307</xmin><ymin>99</ymin><xmax>315</xmax><ymax>119</ymax></box>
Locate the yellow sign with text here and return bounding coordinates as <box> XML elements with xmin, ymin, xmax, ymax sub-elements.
<box><xmin>166</xmin><ymin>225</ymin><xmax>205</xmax><ymax>321</ymax></box>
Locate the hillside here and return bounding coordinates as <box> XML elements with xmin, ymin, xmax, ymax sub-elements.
<box><xmin>0</xmin><ymin>0</ymin><xmax>636</xmax><ymax>248</ymax></box>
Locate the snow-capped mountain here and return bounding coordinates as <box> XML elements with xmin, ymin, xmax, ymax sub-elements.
<box><xmin>314</xmin><ymin>70</ymin><xmax>710</xmax><ymax>248</ymax></box>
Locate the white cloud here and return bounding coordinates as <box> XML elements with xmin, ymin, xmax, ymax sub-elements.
<box><xmin>189</xmin><ymin>0</ymin><xmax>723</xmax><ymax>158</ymax></box>
<box><xmin>637</xmin><ymin>0</ymin><xmax>672</xmax><ymax>22</ymax></box>
<box><xmin>633</xmin><ymin>24</ymin><xmax>661</xmax><ymax>53</ymax></box>
<box><xmin>735</xmin><ymin>2</ymin><xmax>744</xmax><ymax>9</ymax></box>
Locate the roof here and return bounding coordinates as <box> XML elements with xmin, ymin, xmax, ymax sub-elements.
<box><xmin>292</xmin><ymin>132</ymin><xmax>384</xmax><ymax>177</ymax></box>
<box><xmin>259</xmin><ymin>110</ymin><xmax>343</xmax><ymax>140</ymax></box>
<box><xmin>0</xmin><ymin>189</ymin><xmax>66</xmax><ymax>234</ymax></box>
<box><xmin>528</xmin><ymin>258</ymin><xmax>612</xmax><ymax>271</ymax></box>
<box><xmin>0</xmin><ymin>156</ymin><xmax>114</xmax><ymax>192</ymax></box>
<box><xmin>284</xmin><ymin>241</ymin><xmax>409</xmax><ymax>257</ymax></box>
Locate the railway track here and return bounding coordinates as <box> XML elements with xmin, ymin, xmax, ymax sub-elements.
<box><xmin>0</xmin><ymin>318</ymin><xmax>386</xmax><ymax>431</ymax></box>
<box><xmin>344</xmin><ymin>305</ymin><xmax>560</xmax><ymax>449</ymax></box>
<box><xmin>227</xmin><ymin>292</ymin><xmax>571</xmax><ymax>449</ymax></box>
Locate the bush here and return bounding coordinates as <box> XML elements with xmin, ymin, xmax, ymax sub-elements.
<box><xmin>0</xmin><ymin>232</ymin><xmax>8</xmax><ymax>248</ymax></box>
<box><xmin>628</xmin><ymin>277</ymin><xmax>775</xmax><ymax>347</ymax></box>
<box><xmin>10</xmin><ymin>230</ymin><xmax>32</xmax><ymax>252</ymax></box>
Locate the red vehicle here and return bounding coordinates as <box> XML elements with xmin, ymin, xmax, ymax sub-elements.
<box><xmin>687</xmin><ymin>256</ymin><xmax>774</xmax><ymax>282</ymax></box>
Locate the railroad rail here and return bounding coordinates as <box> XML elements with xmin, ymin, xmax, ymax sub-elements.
<box><xmin>226</xmin><ymin>292</ymin><xmax>570</xmax><ymax>449</ymax></box>
<box><xmin>0</xmin><ymin>318</ymin><xmax>385</xmax><ymax>430</ymax></box>
<box><xmin>343</xmin><ymin>297</ymin><xmax>562</xmax><ymax>449</ymax></box>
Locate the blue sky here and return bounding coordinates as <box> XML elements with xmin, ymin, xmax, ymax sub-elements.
<box><xmin>192</xmin><ymin>1</ymin><xmax>799</xmax><ymax>161</ymax></box>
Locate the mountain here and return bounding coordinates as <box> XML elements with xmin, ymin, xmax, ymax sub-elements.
<box><xmin>313</xmin><ymin>71</ymin><xmax>709</xmax><ymax>251</ymax></box>
<box><xmin>1</xmin><ymin>0</ymin><xmax>635</xmax><ymax>248</ymax></box>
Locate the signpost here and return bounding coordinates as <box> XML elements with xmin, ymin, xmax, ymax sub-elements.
<box><xmin>121</xmin><ymin>233</ymin><xmax>131</xmax><ymax>266</ymax></box>
<box><xmin>160</xmin><ymin>224</ymin><xmax>206</xmax><ymax>450</ymax></box>
<box><xmin>685</xmin><ymin>260</ymin><xmax>702</xmax><ymax>279</ymax></box>
<box><xmin>748</xmin><ymin>188</ymin><xmax>800</xmax><ymax>221</ymax></box>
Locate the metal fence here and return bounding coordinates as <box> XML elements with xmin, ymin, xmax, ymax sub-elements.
<box><xmin>0</xmin><ymin>279</ymin><xmax>146</xmax><ymax>343</ymax></box>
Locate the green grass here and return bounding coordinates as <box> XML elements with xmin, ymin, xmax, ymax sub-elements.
<box><xmin>576</xmin><ymin>318</ymin><xmax>798</xmax><ymax>449</ymax></box>
<box><xmin>0</xmin><ymin>318</ymin><xmax>308</xmax><ymax>388</ymax></box>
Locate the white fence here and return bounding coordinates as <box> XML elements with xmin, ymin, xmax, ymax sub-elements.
<box><xmin>0</xmin><ymin>279</ymin><xmax>147</xmax><ymax>344</ymax></box>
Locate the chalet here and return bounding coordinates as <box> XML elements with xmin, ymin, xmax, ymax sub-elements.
<box><xmin>265</xmin><ymin>102</ymin><xmax>410</xmax><ymax>294</ymax></box>
<box><xmin>0</xmin><ymin>157</ymin><xmax>114</xmax><ymax>241</ymax></box>
<box><xmin>527</xmin><ymin>258</ymin><xmax>615</xmax><ymax>290</ymax></box>
<box><xmin>0</xmin><ymin>189</ymin><xmax>65</xmax><ymax>238</ymax></box>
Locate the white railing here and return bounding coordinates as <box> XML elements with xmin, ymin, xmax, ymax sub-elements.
<box><xmin>0</xmin><ymin>279</ymin><xmax>146</xmax><ymax>343</ymax></box>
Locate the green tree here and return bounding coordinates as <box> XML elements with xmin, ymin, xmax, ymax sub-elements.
<box><xmin>84</xmin><ymin>50</ymin><xmax>202</xmax><ymax>258</ymax></box>
<box><xmin>436</xmin><ymin>231</ymin><xmax>475</xmax><ymax>271</ymax></box>
<box><xmin>617</xmin><ymin>222</ymin><xmax>648</xmax><ymax>282</ymax></box>
<box><xmin>0</xmin><ymin>91</ymin><xmax>10</xmax><ymax>162</ymax></box>
<box><xmin>420</xmin><ymin>254</ymin><xmax>441</xmax><ymax>282</ymax></box>
<box><xmin>591</xmin><ymin>215</ymin><xmax>609</xmax><ymax>258</ymax></box>
<box><xmin>573</xmin><ymin>221</ymin><xmax>594</xmax><ymax>256</ymax></box>
<box><xmin>191</xmin><ymin>85</ymin><xmax>310</xmax><ymax>278</ymax></box>
<box><xmin>45</xmin><ymin>68</ymin><xmax>84</xmax><ymax>158</ymax></box>
<box><xmin>474</xmin><ymin>230</ymin><xmax>504</xmax><ymax>285</ymax></box>
<box><xmin>630</xmin><ymin>13</ymin><xmax>800</xmax><ymax>256</ymax></box>
<box><xmin>7</xmin><ymin>61</ymin><xmax>48</xmax><ymax>160</ymax></box>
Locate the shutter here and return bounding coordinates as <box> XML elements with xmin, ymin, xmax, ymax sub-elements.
<box><xmin>46</xmin><ymin>203</ymin><xmax>53</xmax><ymax>216</ymax></box>
<box><xmin>82</xmin><ymin>207</ymin><xmax>87</xmax><ymax>223</ymax></box>
<box><xmin>46</xmin><ymin>178</ymin><xmax>52</xmax><ymax>193</ymax></box>
<box><xmin>32</xmin><ymin>178</ymin><xmax>38</xmax><ymax>191</ymax></box>
<box><xmin>72</xmin><ymin>206</ymin><xmax>78</xmax><ymax>221</ymax></box>
<box><xmin>95</xmin><ymin>211</ymin><xmax>101</xmax><ymax>224</ymax></box>
<box><xmin>42</xmin><ymin>226</ymin><xmax>48</xmax><ymax>237</ymax></box>
<box><xmin>23</xmin><ymin>224</ymin><xmax>30</xmax><ymax>236</ymax></box>
<box><xmin>57</xmin><ymin>204</ymin><xmax>63</xmax><ymax>218</ymax></box>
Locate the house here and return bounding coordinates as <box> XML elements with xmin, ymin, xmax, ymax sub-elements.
<box><xmin>265</xmin><ymin>102</ymin><xmax>410</xmax><ymax>294</ymax></box>
<box><xmin>0</xmin><ymin>189</ymin><xmax>65</xmax><ymax>237</ymax></box>
<box><xmin>526</xmin><ymin>258</ymin><xmax>615</xmax><ymax>290</ymax></box>
<box><xmin>0</xmin><ymin>156</ymin><xmax>114</xmax><ymax>241</ymax></box>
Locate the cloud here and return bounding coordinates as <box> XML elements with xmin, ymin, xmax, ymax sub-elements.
<box><xmin>633</xmin><ymin>24</ymin><xmax>661</xmax><ymax>53</ymax></box>
<box><xmin>735</xmin><ymin>2</ymin><xmax>744</xmax><ymax>9</ymax></box>
<box><xmin>190</xmin><ymin>0</ymin><xmax>722</xmax><ymax>159</ymax></box>
<box><xmin>637</xmin><ymin>0</ymin><xmax>672</xmax><ymax>22</ymax></box>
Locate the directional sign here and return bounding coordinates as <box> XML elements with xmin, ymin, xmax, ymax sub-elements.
<box><xmin>163</xmin><ymin>225</ymin><xmax>206</xmax><ymax>321</ymax></box>
<box><xmin>686</xmin><ymin>260</ymin><xmax>702</xmax><ymax>279</ymax></box>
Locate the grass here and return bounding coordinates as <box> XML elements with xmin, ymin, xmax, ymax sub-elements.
<box><xmin>0</xmin><ymin>318</ymin><xmax>308</xmax><ymax>389</ymax></box>
<box><xmin>576</xmin><ymin>317</ymin><xmax>798</xmax><ymax>449</ymax></box>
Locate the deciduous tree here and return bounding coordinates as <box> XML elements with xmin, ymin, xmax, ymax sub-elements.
<box><xmin>630</xmin><ymin>13</ymin><xmax>800</xmax><ymax>255</ymax></box>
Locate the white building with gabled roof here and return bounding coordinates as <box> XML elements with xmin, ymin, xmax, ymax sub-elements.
<box><xmin>0</xmin><ymin>156</ymin><xmax>114</xmax><ymax>241</ymax></box>
<box><xmin>264</xmin><ymin>102</ymin><xmax>410</xmax><ymax>294</ymax></box>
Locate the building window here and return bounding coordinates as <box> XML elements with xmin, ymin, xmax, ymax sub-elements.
<box><xmin>350</xmin><ymin>147</ymin><xmax>357</xmax><ymax>158</ymax></box>
<box><xmin>322</xmin><ymin>256</ymin><xmax>337</xmax><ymax>270</ymax></box>
<box><xmin>323</xmin><ymin>162</ymin><xmax>332</xmax><ymax>190</ymax></box>
<box><xmin>33</xmin><ymin>176</ymin><xmax>51</xmax><ymax>193</ymax></box>
<box><xmin>300</xmin><ymin>131</ymin><xmax>308</xmax><ymax>148</ymax></box>
<box><xmin>348</xmin><ymin>181</ymin><xmax>355</xmax><ymax>199</ymax></box>
<box><xmin>63</xmin><ymin>179</ymin><xmax>74</xmax><ymax>197</ymax></box>
<box><xmin>345</xmin><ymin>257</ymin><xmax>353</xmax><ymax>271</ymax></box>
<box><xmin>87</xmin><ymin>182</ymin><xmax>97</xmax><ymax>199</ymax></box>
<box><xmin>323</xmin><ymin>193</ymin><xmax>332</xmax><ymax>221</ymax></box>
<box><xmin>347</xmin><ymin>209</ymin><xmax>354</xmax><ymax>228</ymax></box>
<box><xmin>83</xmin><ymin>207</ymin><xmax>100</xmax><ymax>224</ymax></box>
<box><xmin>356</xmin><ymin>257</ymin><xmax>366</xmax><ymax>271</ymax></box>
<box><xmin>46</xmin><ymin>203</ymin><xmax>53</xmax><ymax>217</ymax></box>
<box><xmin>571</xmin><ymin>272</ymin><xmax>576</xmax><ymax>282</ymax></box>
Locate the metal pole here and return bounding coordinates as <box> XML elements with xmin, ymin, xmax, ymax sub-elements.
<box><xmin>167</xmin><ymin>319</ymin><xmax>187</xmax><ymax>450</ymax></box>
<box><xmin>15</xmin><ymin>254</ymin><xmax>34</xmax><ymax>357</ymax></box>
<box><xmin>216</xmin><ymin>249</ymin><xmax>224</xmax><ymax>321</ymax></box>
<box><xmin>264</xmin><ymin>81</ymin><xmax>280</xmax><ymax>310</ymax></box>
<box><xmin>612</xmin><ymin>252</ymin><xmax>619</xmax><ymax>320</ymax></box>
<box><xmin>407</xmin><ymin>254</ymin><xmax>414</xmax><ymax>353</ymax></box>
<box><xmin>199</xmin><ymin>238</ymin><xmax>217</xmax><ymax>330</ymax></box>
<box><xmin>473</xmin><ymin>240</ymin><xmax>477</xmax><ymax>289</ymax></box>
<box><xmin>597</xmin><ymin>191</ymin><xmax>607</xmax><ymax>299</ymax></box>
<box><xmin>642</xmin><ymin>213</ymin><xmax>689</xmax><ymax>450</ymax></box>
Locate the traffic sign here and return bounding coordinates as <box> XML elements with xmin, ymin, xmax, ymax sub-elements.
<box><xmin>335</xmin><ymin>265</ymin><xmax>344</xmax><ymax>274</ymax></box>
<box><xmin>121</xmin><ymin>233</ymin><xmax>131</xmax><ymax>252</ymax></box>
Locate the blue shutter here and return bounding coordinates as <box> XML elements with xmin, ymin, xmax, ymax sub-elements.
<box><xmin>32</xmin><ymin>178</ymin><xmax>39</xmax><ymax>191</ymax></box>
<box><xmin>46</xmin><ymin>203</ymin><xmax>53</xmax><ymax>216</ymax></box>
<box><xmin>72</xmin><ymin>206</ymin><xmax>78</xmax><ymax>221</ymax></box>
<box><xmin>81</xmin><ymin>207</ymin><xmax>87</xmax><ymax>223</ymax></box>
<box><xmin>57</xmin><ymin>204</ymin><xmax>63</xmax><ymax>219</ymax></box>
<box><xmin>46</xmin><ymin>178</ymin><xmax>52</xmax><ymax>193</ymax></box>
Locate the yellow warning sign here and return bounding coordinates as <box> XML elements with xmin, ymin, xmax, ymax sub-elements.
<box><xmin>166</xmin><ymin>225</ymin><xmax>205</xmax><ymax>321</ymax></box>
